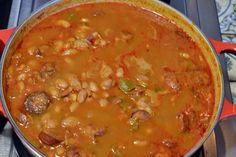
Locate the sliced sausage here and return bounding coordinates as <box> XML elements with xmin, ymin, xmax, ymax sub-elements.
<box><xmin>131</xmin><ymin>110</ymin><xmax>150</xmax><ymax>121</ymax></box>
<box><xmin>24</xmin><ymin>91</ymin><xmax>50</xmax><ymax>114</ymax></box>
<box><xmin>39</xmin><ymin>131</ymin><xmax>61</xmax><ymax>146</ymax></box>
<box><xmin>177</xmin><ymin>110</ymin><xmax>197</xmax><ymax>133</ymax></box>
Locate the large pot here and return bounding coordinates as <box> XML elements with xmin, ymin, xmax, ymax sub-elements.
<box><xmin>0</xmin><ymin>0</ymin><xmax>236</xmax><ymax>156</ymax></box>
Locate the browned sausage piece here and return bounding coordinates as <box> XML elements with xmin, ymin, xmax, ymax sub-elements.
<box><xmin>131</xmin><ymin>110</ymin><xmax>150</xmax><ymax>121</ymax></box>
<box><xmin>38</xmin><ymin>131</ymin><xmax>61</xmax><ymax>146</ymax></box>
<box><xmin>24</xmin><ymin>91</ymin><xmax>50</xmax><ymax>114</ymax></box>
<box><xmin>177</xmin><ymin>112</ymin><xmax>190</xmax><ymax>132</ymax></box>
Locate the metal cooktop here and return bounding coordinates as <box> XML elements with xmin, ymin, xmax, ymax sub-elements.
<box><xmin>0</xmin><ymin>0</ymin><xmax>236</xmax><ymax>157</ymax></box>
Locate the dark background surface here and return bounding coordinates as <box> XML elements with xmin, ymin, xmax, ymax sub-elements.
<box><xmin>0</xmin><ymin>0</ymin><xmax>12</xmax><ymax>29</ymax></box>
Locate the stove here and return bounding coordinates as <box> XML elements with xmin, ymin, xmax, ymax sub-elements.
<box><xmin>0</xmin><ymin>0</ymin><xmax>235</xmax><ymax>157</ymax></box>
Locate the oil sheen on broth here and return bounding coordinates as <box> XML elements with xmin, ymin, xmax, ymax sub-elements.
<box><xmin>5</xmin><ymin>2</ymin><xmax>214</xmax><ymax>157</ymax></box>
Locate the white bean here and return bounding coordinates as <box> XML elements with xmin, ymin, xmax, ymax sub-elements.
<box><xmin>99</xmin><ymin>98</ymin><xmax>108</xmax><ymax>107</ymax></box>
<box><xmin>56</xmin><ymin>79</ymin><xmax>68</xmax><ymax>89</ymax></box>
<box><xmin>63</xmin><ymin>49</ymin><xmax>78</xmax><ymax>56</ymax></box>
<box><xmin>56</xmin><ymin>20</ymin><xmax>71</xmax><ymax>28</ymax></box>
<box><xmin>68</xmin><ymin>74</ymin><xmax>81</xmax><ymax>91</ymax></box>
<box><xmin>77</xmin><ymin>89</ymin><xmax>88</xmax><ymax>104</ymax></box>
<box><xmin>116</xmin><ymin>67</ymin><xmax>124</xmax><ymax>78</ymax></box>
<box><xmin>82</xmin><ymin>81</ymin><xmax>89</xmax><ymax>89</ymax></box>
<box><xmin>101</xmin><ymin>78</ymin><xmax>113</xmax><ymax>90</ymax></box>
<box><xmin>89</xmin><ymin>81</ymin><xmax>98</xmax><ymax>92</ymax></box>
<box><xmin>61</xmin><ymin>116</ymin><xmax>80</xmax><ymax>128</ymax></box>
<box><xmin>49</xmin><ymin>86</ymin><xmax>59</xmax><ymax>98</ymax></box>
<box><xmin>100</xmin><ymin>63</ymin><xmax>113</xmax><ymax>78</ymax></box>
<box><xmin>133</xmin><ymin>140</ymin><xmax>148</xmax><ymax>146</ymax></box>
<box><xmin>69</xmin><ymin>102</ymin><xmax>79</xmax><ymax>112</ymax></box>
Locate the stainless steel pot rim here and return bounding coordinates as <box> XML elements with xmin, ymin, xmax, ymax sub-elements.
<box><xmin>0</xmin><ymin>0</ymin><xmax>224</xmax><ymax>156</ymax></box>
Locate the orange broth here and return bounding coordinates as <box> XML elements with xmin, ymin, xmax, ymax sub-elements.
<box><xmin>5</xmin><ymin>2</ymin><xmax>214</xmax><ymax>157</ymax></box>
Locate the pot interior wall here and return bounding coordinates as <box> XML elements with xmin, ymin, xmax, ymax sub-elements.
<box><xmin>1</xmin><ymin>0</ymin><xmax>224</xmax><ymax>156</ymax></box>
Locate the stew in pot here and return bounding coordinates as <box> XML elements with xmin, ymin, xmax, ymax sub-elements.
<box><xmin>5</xmin><ymin>2</ymin><xmax>215</xmax><ymax>157</ymax></box>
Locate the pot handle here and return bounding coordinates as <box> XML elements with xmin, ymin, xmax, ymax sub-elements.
<box><xmin>210</xmin><ymin>39</ymin><xmax>236</xmax><ymax>120</ymax></box>
<box><xmin>0</xmin><ymin>27</ymin><xmax>16</xmax><ymax>116</ymax></box>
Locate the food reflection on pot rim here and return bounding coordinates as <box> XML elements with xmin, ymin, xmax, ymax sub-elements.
<box><xmin>3</xmin><ymin>2</ymin><xmax>217</xmax><ymax>157</ymax></box>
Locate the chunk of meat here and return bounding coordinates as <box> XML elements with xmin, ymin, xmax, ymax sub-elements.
<box><xmin>177</xmin><ymin>110</ymin><xmax>196</xmax><ymax>132</ymax></box>
<box><xmin>192</xmin><ymin>71</ymin><xmax>210</xmax><ymax>86</ymax></box>
<box><xmin>101</xmin><ymin>78</ymin><xmax>113</xmax><ymax>90</ymax></box>
<box><xmin>177</xmin><ymin>112</ymin><xmax>190</xmax><ymax>132</ymax></box>
<box><xmin>17</xmin><ymin>112</ymin><xmax>29</xmax><ymax>126</ymax></box>
<box><xmin>87</xmin><ymin>32</ymin><xmax>107</xmax><ymax>48</ymax></box>
<box><xmin>40</xmin><ymin>63</ymin><xmax>56</xmax><ymax>79</ymax></box>
<box><xmin>164</xmin><ymin>71</ymin><xmax>180</xmax><ymax>91</ymax></box>
<box><xmin>35</xmin><ymin>48</ymin><xmax>43</xmax><ymax>58</ymax></box>
<box><xmin>195</xmin><ymin>86</ymin><xmax>214</xmax><ymax>109</ymax></box>
<box><xmin>94</xmin><ymin>127</ymin><xmax>106</xmax><ymax>137</ymax></box>
<box><xmin>131</xmin><ymin>110</ymin><xmax>150</xmax><ymax>121</ymax></box>
<box><xmin>24</xmin><ymin>91</ymin><xmax>50</xmax><ymax>114</ymax></box>
<box><xmin>128</xmin><ymin>86</ymin><xmax>145</xmax><ymax>99</ymax></box>
<box><xmin>39</xmin><ymin>131</ymin><xmax>61</xmax><ymax>146</ymax></box>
